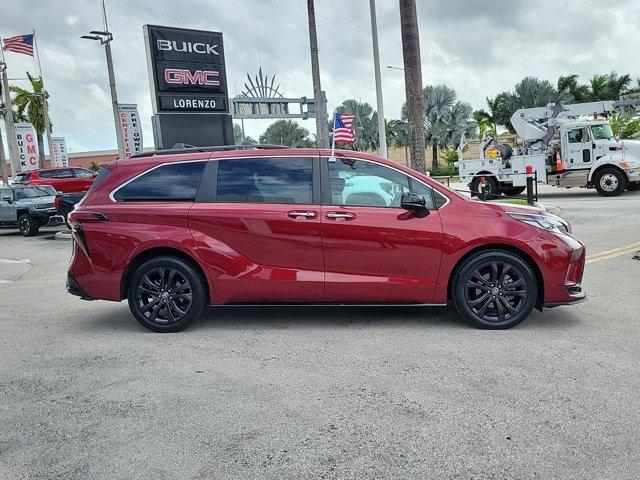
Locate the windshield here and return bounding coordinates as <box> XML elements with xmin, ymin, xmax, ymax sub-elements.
<box><xmin>591</xmin><ymin>124</ymin><xmax>614</xmax><ymax>140</ymax></box>
<box><xmin>14</xmin><ymin>187</ymin><xmax>52</xmax><ymax>200</ymax></box>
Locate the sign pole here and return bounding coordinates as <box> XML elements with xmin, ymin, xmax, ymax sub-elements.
<box><xmin>33</xmin><ymin>30</ymin><xmax>55</xmax><ymax>165</ymax></box>
<box><xmin>0</xmin><ymin>43</ymin><xmax>21</xmax><ymax>177</ymax></box>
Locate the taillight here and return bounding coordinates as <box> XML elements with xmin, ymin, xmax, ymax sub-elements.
<box><xmin>67</xmin><ymin>211</ymin><xmax>108</xmax><ymax>223</ymax></box>
<box><xmin>54</xmin><ymin>196</ymin><xmax>60</xmax><ymax>211</ymax></box>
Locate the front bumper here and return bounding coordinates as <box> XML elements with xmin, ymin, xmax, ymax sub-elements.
<box><xmin>626</xmin><ymin>167</ymin><xmax>640</xmax><ymax>182</ymax></box>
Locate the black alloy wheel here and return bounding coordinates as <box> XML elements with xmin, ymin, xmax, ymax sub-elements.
<box><xmin>127</xmin><ymin>256</ymin><xmax>207</xmax><ymax>332</ymax></box>
<box><xmin>453</xmin><ymin>250</ymin><xmax>537</xmax><ymax>329</ymax></box>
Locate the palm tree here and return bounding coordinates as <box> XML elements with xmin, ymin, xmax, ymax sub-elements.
<box><xmin>495</xmin><ymin>77</ymin><xmax>569</xmax><ymax>132</ymax></box>
<box><xmin>233</xmin><ymin>123</ymin><xmax>256</xmax><ymax>145</ymax></box>
<box><xmin>259</xmin><ymin>120</ymin><xmax>313</xmax><ymax>147</ymax></box>
<box><xmin>10</xmin><ymin>72</ymin><xmax>50</xmax><ymax>164</ymax></box>
<box><xmin>399</xmin><ymin>0</ymin><xmax>426</xmax><ymax>173</ymax></box>
<box><xmin>334</xmin><ymin>99</ymin><xmax>379</xmax><ymax>151</ymax></box>
<box><xmin>589</xmin><ymin>72</ymin><xmax>631</xmax><ymax>101</ymax></box>
<box><xmin>385</xmin><ymin>119</ymin><xmax>409</xmax><ymax>162</ymax></box>
<box><xmin>472</xmin><ymin>95</ymin><xmax>504</xmax><ymax>138</ymax></box>
<box><xmin>403</xmin><ymin>85</ymin><xmax>474</xmax><ymax>168</ymax></box>
<box><xmin>557</xmin><ymin>74</ymin><xmax>591</xmax><ymax>103</ymax></box>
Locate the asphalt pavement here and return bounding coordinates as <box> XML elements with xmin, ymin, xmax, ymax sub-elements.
<box><xmin>1</xmin><ymin>186</ymin><xmax>639</xmax><ymax>479</ymax></box>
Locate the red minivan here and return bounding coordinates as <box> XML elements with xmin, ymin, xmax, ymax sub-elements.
<box><xmin>15</xmin><ymin>167</ymin><xmax>96</xmax><ymax>193</ymax></box>
<box><xmin>67</xmin><ymin>146</ymin><xmax>586</xmax><ymax>332</ymax></box>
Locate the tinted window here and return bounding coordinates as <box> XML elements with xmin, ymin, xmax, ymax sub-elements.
<box><xmin>329</xmin><ymin>158</ymin><xmax>435</xmax><ymax>209</ymax></box>
<box><xmin>114</xmin><ymin>161</ymin><xmax>205</xmax><ymax>202</ymax></box>
<box><xmin>39</xmin><ymin>171</ymin><xmax>53</xmax><ymax>178</ymax></box>
<box><xmin>75</xmin><ymin>169</ymin><xmax>95</xmax><ymax>179</ymax></box>
<box><xmin>216</xmin><ymin>157</ymin><xmax>313</xmax><ymax>204</ymax></box>
<box><xmin>55</xmin><ymin>169</ymin><xmax>75</xmax><ymax>178</ymax></box>
<box><xmin>86</xmin><ymin>166</ymin><xmax>112</xmax><ymax>196</ymax></box>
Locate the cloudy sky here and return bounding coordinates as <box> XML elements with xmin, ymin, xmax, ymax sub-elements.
<box><xmin>1</xmin><ymin>0</ymin><xmax>639</xmax><ymax>153</ymax></box>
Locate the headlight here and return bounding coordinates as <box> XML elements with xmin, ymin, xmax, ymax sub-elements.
<box><xmin>508</xmin><ymin>212</ymin><xmax>571</xmax><ymax>234</ymax></box>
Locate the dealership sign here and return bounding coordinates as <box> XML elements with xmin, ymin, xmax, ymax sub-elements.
<box><xmin>14</xmin><ymin>123</ymin><xmax>39</xmax><ymax>172</ymax></box>
<box><xmin>51</xmin><ymin>137</ymin><xmax>69</xmax><ymax>167</ymax></box>
<box><xmin>117</xmin><ymin>104</ymin><xmax>144</xmax><ymax>158</ymax></box>
<box><xmin>143</xmin><ymin>25</ymin><xmax>229</xmax><ymax>114</ymax></box>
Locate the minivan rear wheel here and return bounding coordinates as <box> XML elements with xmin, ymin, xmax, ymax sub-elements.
<box><xmin>452</xmin><ymin>250</ymin><xmax>537</xmax><ymax>329</ymax></box>
<box><xmin>127</xmin><ymin>256</ymin><xmax>207</xmax><ymax>332</ymax></box>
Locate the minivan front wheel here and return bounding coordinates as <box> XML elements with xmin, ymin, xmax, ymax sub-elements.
<box><xmin>127</xmin><ymin>256</ymin><xmax>207</xmax><ymax>332</ymax></box>
<box><xmin>452</xmin><ymin>250</ymin><xmax>537</xmax><ymax>329</ymax></box>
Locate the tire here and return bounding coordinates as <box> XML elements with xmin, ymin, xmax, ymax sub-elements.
<box><xmin>452</xmin><ymin>250</ymin><xmax>538</xmax><ymax>329</ymax></box>
<box><xmin>127</xmin><ymin>256</ymin><xmax>207</xmax><ymax>332</ymax></box>
<box><xmin>502</xmin><ymin>186</ymin><xmax>526</xmax><ymax>196</ymax></box>
<box><xmin>594</xmin><ymin>167</ymin><xmax>627</xmax><ymax>196</ymax></box>
<box><xmin>470</xmin><ymin>175</ymin><xmax>499</xmax><ymax>199</ymax></box>
<box><xmin>627</xmin><ymin>181</ymin><xmax>640</xmax><ymax>192</ymax></box>
<box><xmin>18</xmin><ymin>214</ymin><xmax>40</xmax><ymax>237</ymax></box>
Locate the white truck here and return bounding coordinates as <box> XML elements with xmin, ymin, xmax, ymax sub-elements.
<box><xmin>457</xmin><ymin>100</ymin><xmax>640</xmax><ymax>197</ymax></box>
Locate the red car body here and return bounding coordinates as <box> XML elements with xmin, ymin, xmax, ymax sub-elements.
<box><xmin>67</xmin><ymin>148</ymin><xmax>585</xmax><ymax>330</ymax></box>
<box><xmin>15</xmin><ymin>167</ymin><xmax>96</xmax><ymax>193</ymax></box>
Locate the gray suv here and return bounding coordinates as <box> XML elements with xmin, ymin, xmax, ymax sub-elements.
<box><xmin>0</xmin><ymin>185</ymin><xmax>62</xmax><ymax>236</ymax></box>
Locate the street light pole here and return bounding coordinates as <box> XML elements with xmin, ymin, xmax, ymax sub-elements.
<box><xmin>82</xmin><ymin>1</ymin><xmax>125</xmax><ymax>158</ymax></box>
<box><xmin>307</xmin><ymin>0</ymin><xmax>330</xmax><ymax>149</ymax></box>
<box><xmin>369</xmin><ymin>0</ymin><xmax>387</xmax><ymax>158</ymax></box>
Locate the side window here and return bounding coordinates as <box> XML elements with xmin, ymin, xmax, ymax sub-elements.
<box><xmin>114</xmin><ymin>161</ymin><xmax>205</xmax><ymax>202</ymax></box>
<box><xmin>39</xmin><ymin>171</ymin><xmax>53</xmax><ymax>178</ymax></box>
<box><xmin>567</xmin><ymin>128</ymin><xmax>582</xmax><ymax>143</ymax></box>
<box><xmin>54</xmin><ymin>169</ymin><xmax>75</xmax><ymax>178</ymax></box>
<box><xmin>75</xmin><ymin>169</ymin><xmax>95</xmax><ymax>179</ymax></box>
<box><xmin>216</xmin><ymin>157</ymin><xmax>313</xmax><ymax>204</ymax></box>
<box><xmin>0</xmin><ymin>188</ymin><xmax>13</xmax><ymax>201</ymax></box>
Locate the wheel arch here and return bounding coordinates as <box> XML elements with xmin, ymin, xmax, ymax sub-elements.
<box><xmin>446</xmin><ymin>243</ymin><xmax>545</xmax><ymax>311</ymax></box>
<box><xmin>120</xmin><ymin>246</ymin><xmax>211</xmax><ymax>302</ymax></box>
<box><xmin>588</xmin><ymin>162</ymin><xmax>628</xmax><ymax>184</ymax></box>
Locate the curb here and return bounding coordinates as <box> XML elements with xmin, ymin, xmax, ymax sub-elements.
<box><xmin>54</xmin><ymin>231</ymin><xmax>72</xmax><ymax>241</ymax></box>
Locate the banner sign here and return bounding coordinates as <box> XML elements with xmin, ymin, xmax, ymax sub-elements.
<box><xmin>117</xmin><ymin>104</ymin><xmax>144</xmax><ymax>158</ymax></box>
<box><xmin>143</xmin><ymin>25</ymin><xmax>229</xmax><ymax>114</ymax></box>
<box><xmin>14</xmin><ymin>123</ymin><xmax>39</xmax><ymax>172</ymax></box>
<box><xmin>51</xmin><ymin>137</ymin><xmax>69</xmax><ymax>167</ymax></box>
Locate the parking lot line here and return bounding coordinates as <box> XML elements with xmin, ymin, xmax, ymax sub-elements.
<box><xmin>585</xmin><ymin>241</ymin><xmax>640</xmax><ymax>264</ymax></box>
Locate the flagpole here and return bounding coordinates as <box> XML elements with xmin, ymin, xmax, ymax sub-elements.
<box><xmin>33</xmin><ymin>29</ymin><xmax>54</xmax><ymax>165</ymax></box>
<box><xmin>0</xmin><ymin>39</ymin><xmax>21</xmax><ymax>178</ymax></box>
<box><xmin>331</xmin><ymin>113</ymin><xmax>336</xmax><ymax>159</ymax></box>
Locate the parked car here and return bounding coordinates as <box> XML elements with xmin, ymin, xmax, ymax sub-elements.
<box><xmin>66</xmin><ymin>146</ymin><xmax>586</xmax><ymax>332</ymax></box>
<box><xmin>0</xmin><ymin>185</ymin><xmax>63</xmax><ymax>236</ymax></box>
<box><xmin>14</xmin><ymin>167</ymin><xmax>96</xmax><ymax>193</ymax></box>
<box><xmin>55</xmin><ymin>192</ymin><xmax>87</xmax><ymax>228</ymax></box>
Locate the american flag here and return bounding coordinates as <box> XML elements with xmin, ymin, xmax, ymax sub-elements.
<box><xmin>333</xmin><ymin>113</ymin><xmax>355</xmax><ymax>144</ymax></box>
<box><xmin>3</xmin><ymin>34</ymin><xmax>34</xmax><ymax>56</ymax></box>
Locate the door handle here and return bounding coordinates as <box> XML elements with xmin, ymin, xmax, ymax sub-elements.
<box><xmin>287</xmin><ymin>210</ymin><xmax>317</xmax><ymax>219</ymax></box>
<box><xmin>325</xmin><ymin>211</ymin><xmax>356</xmax><ymax>220</ymax></box>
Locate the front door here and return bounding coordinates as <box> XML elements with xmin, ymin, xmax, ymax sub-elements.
<box><xmin>188</xmin><ymin>156</ymin><xmax>325</xmax><ymax>303</ymax></box>
<box><xmin>0</xmin><ymin>188</ymin><xmax>17</xmax><ymax>222</ymax></box>
<box><xmin>321</xmin><ymin>157</ymin><xmax>443</xmax><ymax>303</ymax></box>
<box><xmin>566</xmin><ymin>127</ymin><xmax>592</xmax><ymax>167</ymax></box>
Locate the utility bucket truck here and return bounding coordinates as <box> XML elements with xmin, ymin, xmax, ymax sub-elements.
<box><xmin>457</xmin><ymin>100</ymin><xmax>640</xmax><ymax>197</ymax></box>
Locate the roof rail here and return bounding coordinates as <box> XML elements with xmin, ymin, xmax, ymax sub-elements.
<box><xmin>129</xmin><ymin>144</ymin><xmax>290</xmax><ymax>159</ymax></box>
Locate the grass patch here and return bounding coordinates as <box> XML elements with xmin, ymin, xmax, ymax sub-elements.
<box><xmin>490</xmin><ymin>198</ymin><xmax>531</xmax><ymax>205</ymax></box>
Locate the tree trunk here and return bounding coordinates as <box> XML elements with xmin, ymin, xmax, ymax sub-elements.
<box><xmin>399</xmin><ymin>0</ymin><xmax>425</xmax><ymax>173</ymax></box>
<box><xmin>36</xmin><ymin>134</ymin><xmax>46</xmax><ymax>168</ymax></box>
<box><xmin>432</xmin><ymin>143</ymin><xmax>438</xmax><ymax>169</ymax></box>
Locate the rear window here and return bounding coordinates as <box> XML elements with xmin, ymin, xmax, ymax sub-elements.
<box><xmin>86</xmin><ymin>166</ymin><xmax>113</xmax><ymax>196</ymax></box>
<box><xmin>113</xmin><ymin>161</ymin><xmax>205</xmax><ymax>202</ymax></box>
<box><xmin>14</xmin><ymin>173</ymin><xmax>30</xmax><ymax>183</ymax></box>
<box><xmin>216</xmin><ymin>157</ymin><xmax>313</xmax><ymax>204</ymax></box>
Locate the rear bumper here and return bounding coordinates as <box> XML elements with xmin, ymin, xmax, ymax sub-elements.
<box><xmin>66</xmin><ymin>274</ymin><xmax>93</xmax><ymax>300</ymax></box>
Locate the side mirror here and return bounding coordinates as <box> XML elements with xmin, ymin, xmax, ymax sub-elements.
<box><xmin>400</xmin><ymin>192</ymin><xmax>429</xmax><ymax>217</ymax></box>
